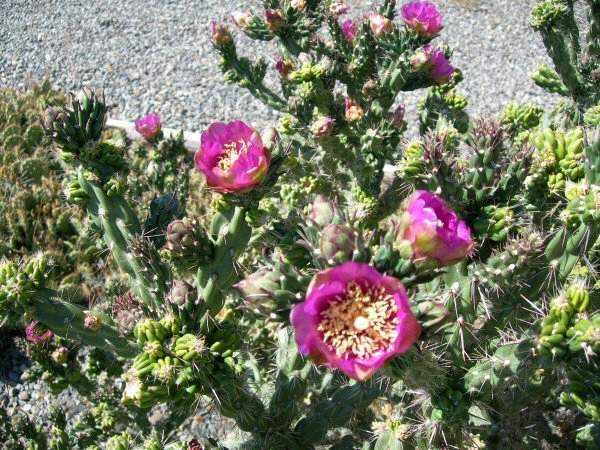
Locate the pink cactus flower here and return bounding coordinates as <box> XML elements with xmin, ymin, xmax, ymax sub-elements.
<box><xmin>232</xmin><ymin>11</ymin><xmax>252</xmax><ymax>29</ymax></box>
<box><xmin>134</xmin><ymin>113</ymin><xmax>161</xmax><ymax>141</ymax></box>
<box><xmin>330</xmin><ymin>1</ymin><xmax>350</xmax><ymax>15</ymax></box>
<box><xmin>345</xmin><ymin>97</ymin><xmax>364</xmax><ymax>122</ymax></box>
<box><xmin>369</xmin><ymin>13</ymin><xmax>394</xmax><ymax>37</ymax></box>
<box><xmin>403</xmin><ymin>190</ymin><xmax>473</xmax><ymax>266</ymax></box>
<box><xmin>195</xmin><ymin>121</ymin><xmax>270</xmax><ymax>193</ymax></box>
<box><xmin>25</xmin><ymin>321</ymin><xmax>53</xmax><ymax>344</ymax></box>
<box><xmin>411</xmin><ymin>44</ymin><xmax>455</xmax><ymax>84</ymax></box>
<box><xmin>291</xmin><ymin>262</ymin><xmax>421</xmax><ymax>380</ymax></box>
<box><xmin>210</xmin><ymin>21</ymin><xmax>233</xmax><ymax>46</ymax></box>
<box><xmin>401</xmin><ymin>1</ymin><xmax>443</xmax><ymax>37</ymax></box>
<box><xmin>341</xmin><ymin>19</ymin><xmax>358</xmax><ymax>42</ymax></box>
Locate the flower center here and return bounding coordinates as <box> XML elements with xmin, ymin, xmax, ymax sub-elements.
<box><xmin>218</xmin><ymin>139</ymin><xmax>249</xmax><ymax>172</ymax></box>
<box><xmin>318</xmin><ymin>282</ymin><xmax>399</xmax><ymax>359</ymax></box>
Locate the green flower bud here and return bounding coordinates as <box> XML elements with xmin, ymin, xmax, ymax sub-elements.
<box><xmin>319</xmin><ymin>224</ymin><xmax>357</xmax><ymax>264</ymax></box>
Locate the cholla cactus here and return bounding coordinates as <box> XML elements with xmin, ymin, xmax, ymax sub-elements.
<box><xmin>2</xmin><ymin>1</ymin><xmax>600</xmax><ymax>449</ymax></box>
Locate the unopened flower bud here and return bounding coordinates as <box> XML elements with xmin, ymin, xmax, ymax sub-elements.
<box><xmin>210</xmin><ymin>21</ymin><xmax>232</xmax><ymax>46</ymax></box>
<box><xmin>345</xmin><ymin>97</ymin><xmax>364</xmax><ymax>122</ymax></box>
<box><xmin>165</xmin><ymin>220</ymin><xmax>193</xmax><ymax>250</ymax></box>
<box><xmin>311</xmin><ymin>116</ymin><xmax>335</xmax><ymax>138</ymax></box>
<box><xmin>319</xmin><ymin>224</ymin><xmax>357</xmax><ymax>264</ymax></box>
<box><xmin>341</xmin><ymin>19</ymin><xmax>358</xmax><ymax>41</ymax></box>
<box><xmin>265</xmin><ymin>9</ymin><xmax>284</xmax><ymax>32</ymax></box>
<box><xmin>168</xmin><ymin>280</ymin><xmax>194</xmax><ymax>308</ymax></box>
<box><xmin>51</xmin><ymin>347</ymin><xmax>69</xmax><ymax>364</ymax></box>
<box><xmin>84</xmin><ymin>313</ymin><xmax>102</xmax><ymax>331</ymax></box>
<box><xmin>261</xmin><ymin>126</ymin><xmax>280</xmax><ymax>150</ymax></box>
<box><xmin>369</xmin><ymin>13</ymin><xmax>394</xmax><ymax>37</ymax></box>
<box><xmin>309</xmin><ymin>195</ymin><xmax>338</xmax><ymax>227</ymax></box>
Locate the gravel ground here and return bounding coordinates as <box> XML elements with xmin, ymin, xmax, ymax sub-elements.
<box><xmin>0</xmin><ymin>0</ymin><xmax>558</xmax><ymax>133</ymax></box>
<box><xmin>0</xmin><ymin>0</ymin><xmax>561</xmax><ymax>444</ymax></box>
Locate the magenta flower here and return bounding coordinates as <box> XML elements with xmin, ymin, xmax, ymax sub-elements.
<box><xmin>210</xmin><ymin>21</ymin><xmax>233</xmax><ymax>46</ymax></box>
<box><xmin>412</xmin><ymin>44</ymin><xmax>455</xmax><ymax>84</ymax></box>
<box><xmin>135</xmin><ymin>113</ymin><xmax>161</xmax><ymax>141</ymax></box>
<box><xmin>291</xmin><ymin>262</ymin><xmax>421</xmax><ymax>381</ymax></box>
<box><xmin>403</xmin><ymin>190</ymin><xmax>473</xmax><ymax>266</ymax></box>
<box><xmin>401</xmin><ymin>1</ymin><xmax>443</xmax><ymax>37</ymax></box>
<box><xmin>341</xmin><ymin>19</ymin><xmax>358</xmax><ymax>42</ymax></box>
<box><xmin>25</xmin><ymin>321</ymin><xmax>53</xmax><ymax>344</ymax></box>
<box><xmin>195</xmin><ymin>121</ymin><xmax>270</xmax><ymax>193</ymax></box>
<box><xmin>369</xmin><ymin>13</ymin><xmax>394</xmax><ymax>37</ymax></box>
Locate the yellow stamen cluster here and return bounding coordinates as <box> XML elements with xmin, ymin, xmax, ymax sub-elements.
<box><xmin>218</xmin><ymin>139</ymin><xmax>249</xmax><ymax>172</ymax></box>
<box><xmin>318</xmin><ymin>282</ymin><xmax>399</xmax><ymax>359</ymax></box>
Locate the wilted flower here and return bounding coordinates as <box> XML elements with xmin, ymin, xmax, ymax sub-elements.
<box><xmin>275</xmin><ymin>58</ymin><xmax>294</xmax><ymax>79</ymax></box>
<box><xmin>402</xmin><ymin>190</ymin><xmax>473</xmax><ymax>266</ymax></box>
<box><xmin>411</xmin><ymin>44</ymin><xmax>455</xmax><ymax>84</ymax></box>
<box><xmin>345</xmin><ymin>97</ymin><xmax>364</xmax><ymax>122</ymax></box>
<box><xmin>84</xmin><ymin>313</ymin><xmax>102</xmax><ymax>331</ymax></box>
<box><xmin>168</xmin><ymin>280</ymin><xmax>194</xmax><ymax>308</ymax></box>
<box><xmin>188</xmin><ymin>439</ymin><xmax>204</xmax><ymax>450</ymax></box>
<box><xmin>231</xmin><ymin>11</ymin><xmax>252</xmax><ymax>29</ymax></box>
<box><xmin>25</xmin><ymin>321</ymin><xmax>53</xmax><ymax>344</ymax></box>
<box><xmin>265</xmin><ymin>9</ymin><xmax>284</xmax><ymax>32</ymax></box>
<box><xmin>341</xmin><ymin>19</ymin><xmax>358</xmax><ymax>41</ymax></box>
<box><xmin>210</xmin><ymin>21</ymin><xmax>233</xmax><ymax>46</ymax></box>
<box><xmin>291</xmin><ymin>262</ymin><xmax>420</xmax><ymax>380</ymax></box>
<box><xmin>330</xmin><ymin>1</ymin><xmax>350</xmax><ymax>15</ymax></box>
<box><xmin>369</xmin><ymin>13</ymin><xmax>394</xmax><ymax>37</ymax></box>
<box><xmin>401</xmin><ymin>0</ymin><xmax>443</xmax><ymax>37</ymax></box>
<box><xmin>391</xmin><ymin>104</ymin><xmax>406</xmax><ymax>128</ymax></box>
<box><xmin>134</xmin><ymin>113</ymin><xmax>161</xmax><ymax>141</ymax></box>
<box><xmin>311</xmin><ymin>116</ymin><xmax>335</xmax><ymax>138</ymax></box>
<box><xmin>195</xmin><ymin>121</ymin><xmax>270</xmax><ymax>193</ymax></box>
<box><xmin>51</xmin><ymin>347</ymin><xmax>69</xmax><ymax>364</ymax></box>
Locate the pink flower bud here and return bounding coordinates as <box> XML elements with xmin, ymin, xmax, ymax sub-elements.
<box><xmin>403</xmin><ymin>190</ymin><xmax>473</xmax><ymax>266</ymax></box>
<box><xmin>345</xmin><ymin>97</ymin><xmax>364</xmax><ymax>122</ymax></box>
<box><xmin>291</xmin><ymin>262</ymin><xmax>420</xmax><ymax>380</ymax></box>
<box><xmin>195</xmin><ymin>121</ymin><xmax>270</xmax><ymax>193</ymax></box>
<box><xmin>341</xmin><ymin>19</ymin><xmax>358</xmax><ymax>42</ymax></box>
<box><xmin>401</xmin><ymin>0</ymin><xmax>443</xmax><ymax>37</ymax></box>
<box><xmin>369</xmin><ymin>13</ymin><xmax>394</xmax><ymax>37</ymax></box>
<box><xmin>210</xmin><ymin>21</ymin><xmax>233</xmax><ymax>46</ymax></box>
<box><xmin>134</xmin><ymin>113</ymin><xmax>161</xmax><ymax>141</ymax></box>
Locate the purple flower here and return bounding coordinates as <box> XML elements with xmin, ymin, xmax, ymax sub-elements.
<box><xmin>412</xmin><ymin>44</ymin><xmax>455</xmax><ymax>84</ymax></box>
<box><xmin>195</xmin><ymin>121</ymin><xmax>270</xmax><ymax>193</ymax></box>
<box><xmin>391</xmin><ymin>104</ymin><xmax>406</xmax><ymax>128</ymax></box>
<box><xmin>401</xmin><ymin>1</ymin><xmax>443</xmax><ymax>37</ymax></box>
<box><xmin>134</xmin><ymin>113</ymin><xmax>161</xmax><ymax>141</ymax></box>
<box><xmin>210</xmin><ymin>21</ymin><xmax>232</xmax><ymax>46</ymax></box>
<box><xmin>341</xmin><ymin>19</ymin><xmax>358</xmax><ymax>42</ymax></box>
<box><xmin>25</xmin><ymin>321</ymin><xmax>53</xmax><ymax>344</ymax></box>
<box><xmin>291</xmin><ymin>262</ymin><xmax>421</xmax><ymax>380</ymax></box>
<box><xmin>369</xmin><ymin>13</ymin><xmax>394</xmax><ymax>37</ymax></box>
<box><xmin>403</xmin><ymin>191</ymin><xmax>473</xmax><ymax>266</ymax></box>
